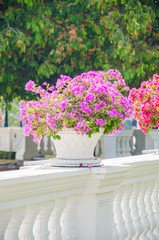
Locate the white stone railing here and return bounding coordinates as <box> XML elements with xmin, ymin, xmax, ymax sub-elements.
<box><xmin>1</xmin><ymin>154</ymin><xmax>159</xmax><ymax>240</ymax></box>
<box><xmin>111</xmin><ymin>155</ymin><xmax>159</xmax><ymax>240</ymax></box>
<box><xmin>95</xmin><ymin>130</ymin><xmax>134</xmax><ymax>158</ymax></box>
<box><xmin>0</xmin><ymin>127</ymin><xmax>23</xmax><ymax>152</ymax></box>
<box><xmin>0</xmin><ymin>127</ymin><xmax>54</xmax><ymax>160</ymax></box>
<box><xmin>0</xmin><ymin>127</ymin><xmax>159</xmax><ymax>160</ymax></box>
<box><xmin>96</xmin><ymin>129</ymin><xmax>159</xmax><ymax>159</ymax></box>
<box><xmin>16</xmin><ymin>133</ymin><xmax>54</xmax><ymax>160</ymax></box>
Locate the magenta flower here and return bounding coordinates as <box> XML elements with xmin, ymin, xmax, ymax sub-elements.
<box><xmin>25</xmin><ymin>80</ymin><xmax>35</xmax><ymax>91</ymax></box>
<box><xmin>84</xmin><ymin>93</ymin><xmax>95</xmax><ymax>103</ymax></box>
<box><xmin>42</xmin><ymin>82</ymin><xmax>47</xmax><ymax>86</ymax></box>
<box><xmin>60</xmin><ymin>100</ymin><xmax>68</xmax><ymax>111</ymax></box>
<box><xmin>88</xmin><ymin>165</ymin><xmax>92</xmax><ymax>169</ymax></box>
<box><xmin>20</xmin><ymin>70</ymin><xmax>133</xmax><ymax>142</ymax></box>
<box><xmin>49</xmin><ymin>86</ymin><xmax>54</xmax><ymax>91</ymax></box>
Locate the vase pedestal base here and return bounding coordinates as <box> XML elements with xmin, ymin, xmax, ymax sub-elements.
<box><xmin>48</xmin><ymin>158</ymin><xmax>102</xmax><ymax>167</ymax></box>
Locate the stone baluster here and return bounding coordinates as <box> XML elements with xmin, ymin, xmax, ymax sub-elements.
<box><xmin>149</xmin><ymin>130</ymin><xmax>159</xmax><ymax>149</ymax></box>
<box><xmin>61</xmin><ymin>195</ymin><xmax>79</xmax><ymax>240</ymax></box>
<box><xmin>50</xmin><ymin>140</ymin><xmax>55</xmax><ymax>153</ymax></box>
<box><xmin>4</xmin><ymin>207</ymin><xmax>26</xmax><ymax>240</ymax></box>
<box><xmin>124</xmin><ymin>137</ymin><xmax>129</xmax><ymax>156</ymax></box>
<box><xmin>120</xmin><ymin>137</ymin><xmax>124</xmax><ymax>157</ymax></box>
<box><xmin>123</xmin><ymin>130</ymin><xmax>133</xmax><ymax>156</ymax></box>
<box><xmin>113</xmin><ymin>187</ymin><xmax>126</xmax><ymax>240</ymax></box>
<box><xmin>129</xmin><ymin>183</ymin><xmax>143</xmax><ymax>240</ymax></box>
<box><xmin>43</xmin><ymin>135</ymin><xmax>49</xmax><ymax>152</ymax></box>
<box><xmin>41</xmin><ymin>136</ymin><xmax>55</xmax><ymax>156</ymax></box>
<box><xmin>0</xmin><ymin>210</ymin><xmax>11</xmax><ymax>240</ymax></box>
<box><xmin>116</xmin><ymin>135</ymin><xmax>122</xmax><ymax>157</ymax></box>
<box><xmin>48</xmin><ymin>198</ymin><xmax>66</xmax><ymax>240</ymax></box>
<box><xmin>124</xmin><ymin>137</ymin><xmax>130</xmax><ymax>156</ymax></box>
<box><xmin>19</xmin><ymin>204</ymin><xmax>40</xmax><ymax>240</ymax></box>
<box><xmin>137</xmin><ymin>182</ymin><xmax>149</xmax><ymax>240</ymax></box>
<box><xmin>33</xmin><ymin>201</ymin><xmax>54</xmax><ymax>240</ymax></box>
<box><xmin>122</xmin><ymin>136</ymin><xmax>127</xmax><ymax>157</ymax></box>
<box><xmin>122</xmin><ymin>184</ymin><xmax>136</xmax><ymax>239</ymax></box>
<box><xmin>145</xmin><ymin>181</ymin><xmax>157</xmax><ymax>240</ymax></box>
<box><xmin>152</xmin><ymin>179</ymin><xmax>159</xmax><ymax>238</ymax></box>
<box><xmin>37</xmin><ymin>140</ymin><xmax>41</xmax><ymax>153</ymax></box>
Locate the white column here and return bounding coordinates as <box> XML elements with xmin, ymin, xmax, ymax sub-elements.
<box><xmin>116</xmin><ymin>135</ymin><xmax>122</xmax><ymax>157</ymax></box>
<box><xmin>77</xmin><ymin>191</ymin><xmax>115</xmax><ymax>240</ymax></box>
<box><xmin>33</xmin><ymin>201</ymin><xmax>54</xmax><ymax>240</ymax></box>
<box><xmin>4</xmin><ymin>207</ymin><xmax>26</xmax><ymax>240</ymax></box>
<box><xmin>137</xmin><ymin>182</ymin><xmax>149</xmax><ymax>240</ymax></box>
<box><xmin>96</xmin><ymin>193</ymin><xmax>114</xmax><ymax>240</ymax></box>
<box><xmin>149</xmin><ymin>130</ymin><xmax>159</xmax><ymax>149</ymax></box>
<box><xmin>48</xmin><ymin>198</ymin><xmax>66</xmax><ymax>240</ymax></box>
<box><xmin>145</xmin><ymin>181</ymin><xmax>157</xmax><ymax>240</ymax></box>
<box><xmin>61</xmin><ymin>195</ymin><xmax>79</xmax><ymax>240</ymax></box>
<box><xmin>121</xmin><ymin>184</ymin><xmax>136</xmax><ymax>240</ymax></box>
<box><xmin>130</xmin><ymin>183</ymin><xmax>144</xmax><ymax>240</ymax></box>
<box><xmin>113</xmin><ymin>186</ymin><xmax>127</xmax><ymax>240</ymax></box>
<box><xmin>152</xmin><ymin>179</ymin><xmax>159</xmax><ymax>238</ymax></box>
<box><xmin>19</xmin><ymin>204</ymin><xmax>40</xmax><ymax>240</ymax></box>
<box><xmin>99</xmin><ymin>135</ymin><xmax>117</xmax><ymax>159</ymax></box>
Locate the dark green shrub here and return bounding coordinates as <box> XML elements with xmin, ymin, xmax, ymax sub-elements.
<box><xmin>0</xmin><ymin>151</ymin><xmax>16</xmax><ymax>159</ymax></box>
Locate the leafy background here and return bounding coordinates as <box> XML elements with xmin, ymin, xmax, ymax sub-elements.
<box><xmin>0</xmin><ymin>0</ymin><xmax>158</xmax><ymax>104</ymax></box>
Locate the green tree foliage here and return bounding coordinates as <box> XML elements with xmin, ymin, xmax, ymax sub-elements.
<box><xmin>0</xmin><ymin>0</ymin><xmax>158</xmax><ymax>102</ymax></box>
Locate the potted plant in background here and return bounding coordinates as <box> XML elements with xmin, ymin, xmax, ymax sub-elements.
<box><xmin>129</xmin><ymin>74</ymin><xmax>159</xmax><ymax>134</ymax></box>
<box><xmin>20</xmin><ymin>70</ymin><xmax>133</xmax><ymax>167</ymax></box>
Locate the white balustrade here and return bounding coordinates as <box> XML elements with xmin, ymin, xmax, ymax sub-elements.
<box><xmin>0</xmin><ymin>127</ymin><xmax>54</xmax><ymax>160</ymax></box>
<box><xmin>98</xmin><ymin>130</ymin><xmax>134</xmax><ymax>159</ymax></box>
<box><xmin>0</xmin><ymin>128</ymin><xmax>158</xmax><ymax>160</ymax></box>
<box><xmin>0</xmin><ymin>154</ymin><xmax>159</xmax><ymax>239</ymax></box>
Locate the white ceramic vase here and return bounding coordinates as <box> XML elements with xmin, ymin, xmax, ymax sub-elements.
<box><xmin>49</xmin><ymin>128</ymin><xmax>103</xmax><ymax>167</ymax></box>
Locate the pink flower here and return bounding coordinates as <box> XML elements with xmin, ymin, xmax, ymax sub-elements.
<box><xmin>129</xmin><ymin>74</ymin><xmax>159</xmax><ymax>134</ymax></box>
<box><xmin>23</xmin><ymin>125</ymin><xmax>33</xmax><ymax>136</ymax></box>
<box><xmin>49</xmin><ymin>86</ymin><xmax>54</xmax><ymax>91</ymax></box>
<box><xmin>23</xmin><ymin>127</ymin><xmax>30</xmax><ymax>136</ymax></box>
<box><xmin>60</xmin><ymin>100</ymin><xmax>68</xmax><ymax>111</ymax></box>
<box><xmin>84</xmin><ymin>93</ymin><xmax>95</xmax><ymax>103</ymax></box>
<box><xmin>56</xmin><ymin>79</ymin><xmax>66</xmax><ymax>89</ymax></box>
<box><xmin>20</xmin><ymin>69</ymin><xmax>133</xmax><ymax>140</ymax></box>
<box><xmin>153</xmin><ymin>74</ymin><xmax>159</xmax><ymax>80</ymax></box>
<box><xmin>42</xmin><ymin>82</ymin><xmax>47</xmax><ymax>86</ymax></box>
<box><xmin>25</xmin><ymin>80</ymin><xmax>35</xmax><ymax>91</ymax></box>
<box><xmin>88</xmin><ymin>165</ymin><xmax>92</xmax><ymax>168</ymax></box>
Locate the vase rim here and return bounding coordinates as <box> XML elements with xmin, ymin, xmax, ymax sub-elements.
<box><xmin>58</xmin><ymin>127</ymin><xmax>104</xmax><ymax>134</ymax></box>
